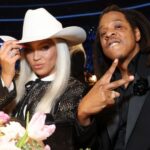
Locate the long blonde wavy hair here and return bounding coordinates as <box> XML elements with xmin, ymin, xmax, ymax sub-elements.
<box><xmin>15</xmin><ymin>39</ymin><xmax>70</xmax><ymax>114</ymax></box>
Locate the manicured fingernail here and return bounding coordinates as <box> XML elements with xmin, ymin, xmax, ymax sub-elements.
<box><xmin>114</xmin><ymin>59</ymin><xmax>118</xmax><ymax>63</ymax></box>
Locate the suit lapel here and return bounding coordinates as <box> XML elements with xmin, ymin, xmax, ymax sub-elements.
<box><xmin>107</xmin><ymin>51</ymin><xmax>150</xmax><ymax>143</ymax></box>
<box><xmin>107</xmin><ymin>111</ymin><xmax>119</xmax><ymax>141</ymax></box>
<box><xmin>125</xmin><ymin>76</ymin><xmax>150</xmax><ymax>145</ymax></box>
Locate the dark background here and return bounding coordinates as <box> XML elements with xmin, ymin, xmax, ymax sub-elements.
<box><xmin>0</xmin><ymin>0</ymin><xmax>149</xmax><ymax>73</ymax></box>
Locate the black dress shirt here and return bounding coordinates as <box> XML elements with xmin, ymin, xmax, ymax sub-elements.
<box><xmin>113</xmin><ymin>53</ymin><xmax>140</xmax><ymax>150</ymax></box>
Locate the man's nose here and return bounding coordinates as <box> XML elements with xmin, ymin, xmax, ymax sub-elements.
<box><xmin>105</xmin><ymin>29</ymin><xmax>116</xmax><ymax>39</ymax></box>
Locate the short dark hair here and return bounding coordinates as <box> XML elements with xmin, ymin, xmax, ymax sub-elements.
<box><xmin>93</xmin><ymin>5</ymin><xmax>150</xmax><ymax>78</ymax></box>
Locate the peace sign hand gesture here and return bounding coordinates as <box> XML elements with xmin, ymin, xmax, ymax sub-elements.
<box><xmin>77</xmin><ymin>59</ymin><xmax>134</xmax><ymax>126</ymax></box>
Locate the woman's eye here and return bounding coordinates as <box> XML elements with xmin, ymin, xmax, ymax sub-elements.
<box><xmin>42</xmin><ymin>45</ymin><xmax>50</xmax><ymax>50</ymax></box>
<box><xmin>25</xmin><ymin>47</ymin><xmax>32</xmax><ymax>53</ymax></box>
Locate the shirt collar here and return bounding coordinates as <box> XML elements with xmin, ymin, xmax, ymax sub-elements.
<box><xmin>28</xmin><ymin>72</ymin><xmax>55</xmax><ymax>82</ymax></box>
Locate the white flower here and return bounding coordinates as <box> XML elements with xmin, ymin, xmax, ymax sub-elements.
<box><xmin>0</xmin><ymin>140</ymin><xmax>21</xmax><ymax>150</ymax></box>
<box><xmin>0</xmin><ymin>111</ymin><xmax>55</xmax><ymax>149</ymax></box>
<box><xmin>0</xmin><ymin>121</ymin><xmax>25</xmax><ymax>141</ymax></box>
<box><xmin>27</xmin><ymin>112</ymin><xmax>56</xmax><ymax>141</ymax></box>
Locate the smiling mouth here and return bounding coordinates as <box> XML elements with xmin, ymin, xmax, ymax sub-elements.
<box><xmin>109</xmin><ymin>42</ymin><xmax>120</xmax><ymax>47</ymax></box>
<box><xmin>107</xmin><ymin>39</ymin><xmax>120</xmax><ymax>47</ymax></box>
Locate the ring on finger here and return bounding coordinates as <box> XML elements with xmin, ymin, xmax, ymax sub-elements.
<box><xmin>8</xmin><ymin>49</ymin><xmax>16</xmax><ymax>57</ymax></box>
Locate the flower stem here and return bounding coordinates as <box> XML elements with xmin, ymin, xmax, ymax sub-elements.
<box><xmin>16</xmin><ymin>131</ymin><xmax>28</xmax><ymax>148</ymax></box>
<box><xmin>16</xmin><ymin>112</ymin><xmax>30</xmax><ymax>148</ymax></box>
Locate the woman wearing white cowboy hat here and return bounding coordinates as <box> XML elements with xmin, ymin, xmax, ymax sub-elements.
<box><xmin>0</xmin><ymin>8</ymin><xmax>87</xmax><ymax>150</ymax></box>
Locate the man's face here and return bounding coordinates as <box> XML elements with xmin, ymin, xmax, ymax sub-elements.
<box><xmin>98</xmin><ymin>11</ymin><xmax>140</xmax><ymax>61</ymax></box>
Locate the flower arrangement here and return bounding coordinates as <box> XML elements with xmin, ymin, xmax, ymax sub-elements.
<box><xmin>0</xmin><ymin>111</ymin><xmax>56</xmax><ymax>150</ymax></box>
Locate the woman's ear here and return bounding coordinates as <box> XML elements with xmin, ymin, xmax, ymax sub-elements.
<box><xmin>135</xmin><ymin>27</ymin><xmax>141</xmax><ymax>42</ymax></box>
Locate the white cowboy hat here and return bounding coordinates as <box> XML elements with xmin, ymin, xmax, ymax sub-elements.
<box><xmin>0</xmin><ymin>35</ymin><xmax>16</xmax><ymax>41</ymax></box>
<box><xmin>0</xmin><ymin>35</ymin><xmax>16</xmax><ymax>47</ymax></box>
<box><xmin>18</xmin><ymin>8</ymin><xmax>86</xmax><ymax>45</ymax></box>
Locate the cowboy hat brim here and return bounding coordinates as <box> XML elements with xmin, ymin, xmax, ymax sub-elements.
<box><xmin>0</xmin><ymin>35</ymin><xmax>16</xmax><ymax>41</ymax></box>
<box><xmin>18</xmin><ymin>26</ymin><xmax>86</xmax><ymax>46</ymax></box>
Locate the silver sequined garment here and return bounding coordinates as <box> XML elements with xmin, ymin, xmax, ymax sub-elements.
<box><xmin>0</xmin><ymin>77</ymin><xmax>88</xmax><ymax>150</ymax></box>
<box><xmin>13</xmin><ymin>77</ymin><xmax>87</xmax><ymax>122</ymax></box>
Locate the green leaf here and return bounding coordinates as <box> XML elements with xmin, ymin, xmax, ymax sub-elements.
<box><xmin>16</xmin><ymin>111</ymin><xmax>30</xmax><ymax>148</ymax></box>
<box><xmin>16</xmin><ymin>130</ymin><xmax>28</xmax><ymax>148</ymax></box>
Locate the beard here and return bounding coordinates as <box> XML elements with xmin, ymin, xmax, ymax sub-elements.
<box><xmin>118</xmin><ymin>55</ymin><xmax>127</xmax><ymax>63</ymax></box>
<box><xmin>113</xmin><ymin>53</ymin><xmax>129</xmax><ymax>64</ymax></box>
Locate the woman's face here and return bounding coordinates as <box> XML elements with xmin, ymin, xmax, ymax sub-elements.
<box><xmin>24</xmin><ymin>39</ymin><xmax>57</xmax><ymax>78</ymax></box>
<box><xmin>98</xmin><ymin>11</ymin><xmax>140</xmax><ymax>61</ymax></box>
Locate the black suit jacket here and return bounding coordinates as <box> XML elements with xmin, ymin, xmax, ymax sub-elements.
<box><xmin>76</xmin><ymin>53</ymin><xmax>150</xmax><ymax>150</ymax></box>
<box><xmin>126</xmin><ymin>89</ymin><xmax>150</xmax><ymax>150</ymax></box>
<box><xmin>0</xmin><ymin>79</ymin><xmax>16</xmax><ymax>110</ymax></box>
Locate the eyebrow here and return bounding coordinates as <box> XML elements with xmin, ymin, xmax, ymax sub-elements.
<box><xmin>26</xmin><ymin>40</ymin><xmax>49</xmax><ymax>48</ymax></box>
<box><xmin>99</xmin><ymin>19</ymin><xmax>123</xmax><ymax>30</ymax></box>
<box><xmin>38</xmin><ymin>39</ymin><xmax>54</xmax><ymax>45</ymax></box>
<box><xmin>24</xmin><ymin>43</ymin><xmax>31</xmax><ymax>48</ymax></box>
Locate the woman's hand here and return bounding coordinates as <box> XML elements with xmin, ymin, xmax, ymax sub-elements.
<box><xmin>77</xmin><ymin>59</ymin><xmax>134</xmax><ymax>126</ymax></box>
<box><xmin>0</xmin><ymin>40</ymin><xmax>22</xmax><ymax>87</ymax></box>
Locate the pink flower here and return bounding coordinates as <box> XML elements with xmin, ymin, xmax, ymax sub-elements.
<box><xmin>27</xmin><ymin>112</ymin><xmax>56</xmax><ymax>141</ymax></box>
<box><xmin>44</xmin><ymin>145</ymin><xmax>51</xmax><ymax>150</ymax></box>
<box><xmin>0</xmin><ymin>111</ymin><xmax>10</xmax><ymax>125</ymax></box>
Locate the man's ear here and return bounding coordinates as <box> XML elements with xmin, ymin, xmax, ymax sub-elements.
<box><xmin>134</xmin><ymin>27</ymin><xmax>141</xmax><ymax>42</ymax></box>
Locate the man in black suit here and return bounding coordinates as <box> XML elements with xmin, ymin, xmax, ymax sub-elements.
<box><xmin>76</xmin><ymin>5</ymin><xmax>150</xmax><ymax>150</ymax></box>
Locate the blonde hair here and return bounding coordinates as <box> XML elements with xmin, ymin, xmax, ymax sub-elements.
<box><xmin>15</xmin><ymin>39</ymin><xmax>70</xmax><ymax>113</ymax></box>
<box><xmin>70</xmin><ymin>43</ymin><xmax>86</xmax><ymax>66</ymax></box>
